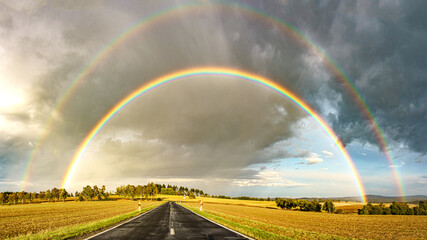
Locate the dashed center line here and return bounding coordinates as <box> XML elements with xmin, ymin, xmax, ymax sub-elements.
<box><xmin>169</xmin><ymin>202</ymin><xmax>175</xmax><ymax>235</ymax></box>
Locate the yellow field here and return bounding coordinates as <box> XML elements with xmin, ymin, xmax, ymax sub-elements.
<box><xmin>2</xmin><ymin>195</ymin><xmax>426</xmax><ymax>239</ymax></box>
<box><xmin>185</xmin><ymin>201</ymin><xmax>427</xmax><ymax>239</ymax></box>
<box><xmin>0</xmin><ymin>200</ymin><xmax>159</xmax><ymax>239</ymax></box>
<box><xmin>158</xmin><ymin>194</ymin><xmax>278</xmax><ymax>208</ymax></box>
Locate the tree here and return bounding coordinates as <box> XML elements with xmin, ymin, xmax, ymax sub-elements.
<box><xmin>371</xmin><ymin>205</ymin><xmax>383</xmax><ymax>215</ymax></box>
<box><xmin>390</xmin><ymin>202</ymin><xmax>411</xmax><ymax>215</ymax></box>
<box><xmin>51</xmin><ymin>188</ymin><xmax>59</xmax><ymax>202</ymax></box>
<box><xmin>276</xmin><ymin>198</ymin><xmax>298</xmax><ymax>210</ymax></box>
<box><xmin>10</xmin><ymin>192</ymin><xmax>18</xmax><ymax>204</ymax></box>
<box><xmin>160</xmin><ymin>188</ymin><xmax>175</xmax><ymax>195</ymax></box>
<box><xmin>82</xmin><ymin>185</ymin><xmax>94</xmax><ymax>200</ymax></box>
<box><xmin>382</xmin><ymin>207</ymin><xmax>392</xmax><ymax>215</ymax></box>
<box><xmin>136</xmin><ymin>185</ymin><xmax>143</xmax><ymax>200</ymax></box>
<box><xmin>127</xmin><ymin>185</ymin><xmax>136</xmax><ymax>199</ymax></box>
<box><xmin>25</xmin><ymin>192</ymin><xmax>32</xmax><ymax>203</ymax></box>
<box><xmin>100</xmin><ymin>185</ymin><xmax>108</xmax><ymax>200</ymax></box>
<box><xmin>31</xmin><ymin>192</ymin><xmax>37</xmax><ymax>202</ymax></box>
<box><xmin>46</xmin><ymin>190</ymin><xmax>53</xmax><ymax>202</ymax></box>
<box><xmin>322</xmin><ymin>201</ymin><xmax>335</xmax><ymax>213</ymax></box>
<box><xmin>18</xmin><ymin>191</ymin><xmax>26</xmax><ymax>204</ymax></box>
<box><xmin>143</xmin><ymin>186</ymin><xmax>148</xmax><ymax>199</ymax></box>
<box><xmin>115</xmin><ymin>186</ymin><xmax>122</xmax><ymax>197</ymax></box>
<box><xmin>146</xmin><ymin>184</ymin><xmax>152</xmax><ymax>200</ymax></box>
<box><xmin>59</xmin><ymin>189</ymin><xmax>67</xmax><ymax>202</ymax></box>
<box><xmin>0</xmin><ymin>192</ymin><xmax>5</xmax><ymax>204</ymax></box>
<box><xmin>39</xmin><ymin>191</ymin><xmax>46</xmax><ymax>203</ymax></box>
<box><xmin>93</xmin><ymin>185</ymin><xmax>100</xmax><ymax>200</ymax></box>
<box><xmin>418</xmin><ymin>201</ymin><xmax>427</xmax><ymax>215</ymax></box>
<box><xmin>358</xmin><ymin>205</ymin><xmax>369</xmax><ymax>215</ymax></box>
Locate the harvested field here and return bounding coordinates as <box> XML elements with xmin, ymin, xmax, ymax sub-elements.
<box><xmin>0</xmin><ymin>200</ymin><xmax>160</xmax><ymax>239</ymax></box>
<box><xmin>185</xmin><ymin>201</ymin><xmax>427</xmax><ymax>239</ymax></box>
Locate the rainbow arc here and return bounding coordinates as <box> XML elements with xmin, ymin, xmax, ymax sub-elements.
<box><xmin>60</xmin><ymin>67</ymin><xmax>368</xmax><ymax>203</ymax></box>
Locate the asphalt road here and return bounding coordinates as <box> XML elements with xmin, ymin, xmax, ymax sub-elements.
<box><xmin>88</xmin><ymin>201</ymin><xmax>250</xmax><ymax>240</ymax></box>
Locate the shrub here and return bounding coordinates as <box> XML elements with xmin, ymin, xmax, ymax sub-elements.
<box><xmin>382</xmin><ymin>207</ymin><xmax>391</xmax><ymax>215</ymax></box>
<box><xmin>322</xmin><ymin>201</ymin><xmax>335</xmax><ymax>213</ymax></box>
<box><xmin>358</xmin><ymin>206</ymin><xmax>369</xmax><ymax>215</ymax></box>
<box><xmin>371</xmin><ymin>205</ymin><xmax>383</xmax><ymax>215</ymax></box>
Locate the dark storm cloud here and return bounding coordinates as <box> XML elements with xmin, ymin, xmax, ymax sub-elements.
<box><xmin>315</xmin><ymin>1</ymin><xmax>427</xmax><ymax>154</ymax></box>
<box><xmin>248</xmin><ymin>0</ymin><xmax>427</xmax><ymax>155</ymax></box>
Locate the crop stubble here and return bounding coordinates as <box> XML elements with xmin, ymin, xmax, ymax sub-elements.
<box><xmin>0</xmin><ymin>200</ymin><xmax>158</xmax><ymax>239</ymax></box>
<box><xmin>186</xmin><ymin>202</ymin><xmax>427</xmax><ymax>239</ymax></box>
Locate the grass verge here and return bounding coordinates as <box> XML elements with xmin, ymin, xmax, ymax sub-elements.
<box><xmin>10</xmin><ymin>202</ymin><xmax>164</xmax><ymax>240</ymax></box>
<box><xmin>181</xmin><ymin>204</ymin><xmax>358</xmax><ymax>240</ymax></box>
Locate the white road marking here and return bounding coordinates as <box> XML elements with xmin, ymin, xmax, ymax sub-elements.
<box><xmin>169</xmin><ymin>202</ymin><xmax>175</xmax><ymax>235</ymax></box>
<box><xmin>179</xmin><ymin>204</ymin><xmax>254</xmax><ymax>240</ymax></box>
<box><xmin>84</xmin><ymin>202</ymin><xmax>167</xmax><ymax>240</ymax></box>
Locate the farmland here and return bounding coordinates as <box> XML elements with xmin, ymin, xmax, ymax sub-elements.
<box><xmin>183</xmin><ymin>201</ymin><xmax>427</xmax><ymax>240</ymax></box>
<box><xmin>0</xmin><ymin>200</ymin><xmax>161</xmax><ymax>239</ymax></box>
<box><xmin>1</xmin><ymin>194</ymin><xmax>426</xmax><ymax>240</ymax></box>
<box><xmin>159</xmin><ymin>194</ymin><xmax>279</xmax><ymax>208</ymax></box>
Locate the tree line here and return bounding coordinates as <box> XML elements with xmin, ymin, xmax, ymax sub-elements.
<box><xmin>0</xmin><ymin>188</ymin><xmax>69</xmax><ymax>204</ymax></box>
<box><xmin>115</xmin><ymin>183</ymin><xmax>208</xmax><ymax>200</ymax></box>
<box><xmin>358</xmin><ymin>201</ymin><xmax>427</xmax><ymax>215</ymax></box>
<box><xmin>211</xmin><ymin>195</ymin><xmax>272</xmax><ymax>201</ymax></box>
<box><xmin>0</xmin><ymin>182</ymin><xmax>210</xmax><ymax>205</ymax></box>
<box><xmin>276</xmin><ymin>198</ymin><xmax>336</xmax><ymax>213</ymax></box>
<box><xmin>75</xmin><ymin>185</ymin><xmax>109</xmax><ymax>201</ymax></box>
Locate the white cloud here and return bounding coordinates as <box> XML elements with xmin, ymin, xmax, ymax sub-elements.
<box><xmin>232</xmin><ymin>170</ymin><xmax>306</xmax><ymax>187</ymax></box>
<box><xmin>389</xmin><ymin>161</ymin><xmax>405</xmax><ymax>168</ymax></box>
<box><xmin>305</xmin><ymin>153</ymin><xmax>324</xmax><ymax>165</ymax></box>
<box><xmin>322</xmin><ymin>150</ymin><xmax>334</xmax><ymax>158</ymax></box>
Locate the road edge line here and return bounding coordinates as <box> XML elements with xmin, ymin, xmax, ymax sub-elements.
<box><xmin>178</xmin><ymin>203</ymin><xmax>255</xmax><ymax>240</ymax></box>
<box><xmin>84</xmin><ymin>202</ymin><xmax>167</xmax><ymax>240</ymax></box>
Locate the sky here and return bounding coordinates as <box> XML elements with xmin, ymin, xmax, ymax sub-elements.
<box><xmin>0</xmin><ymin>0</ymin><xmax>426</xmax><ymax>198</ymax></box>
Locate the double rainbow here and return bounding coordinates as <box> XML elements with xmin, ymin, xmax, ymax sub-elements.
<box><xmin>23</xmin><ymin>2</ymin><xmax>404</xmax><ymax>201</ymax></box>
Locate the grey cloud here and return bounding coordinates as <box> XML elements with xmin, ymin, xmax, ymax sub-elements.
<box><xmin>2</xmin><ymin>0</ymin><xmax>426</xmax><ymax>188</ymax></box>
<box><xmin>0</xmin><ymin>136</ymin><xmax>32</xmax><ymax>178</ymax></box>
<box><xmin>0</xmin><ymin>109</ymin><xmax>31</xmax><ymax>123</ymax></box>
<box><xmin>68</xmin><ymin>78</ymin><xmax>306</xmax><ymax>181</ymax></box>
<box><xmin>319</xmin><ymin>1</ymin><xmax>427</xmax><ymax>153</ymax></box>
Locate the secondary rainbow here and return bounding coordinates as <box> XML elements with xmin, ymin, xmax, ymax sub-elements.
<box><xmin>24</xmin><ymin>2</ymin><xmax>403</xmax><ymax>199</ymax></box>
<box><xmin>60</xmin><ymin>67</ymin><xmax>367</xmax><ymax>203</ymax></box>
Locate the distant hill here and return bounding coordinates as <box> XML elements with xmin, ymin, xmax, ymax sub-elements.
<box><xmin>297</xmin><ymin>195</ymin><xmax>427</xmax><ymax>203</ymax></box>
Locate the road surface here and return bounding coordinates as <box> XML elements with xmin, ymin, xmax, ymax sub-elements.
<box><xmin>88</xmin><ymin>201</ymin><xmax>250</xmax><ymax>240</ymax></box>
